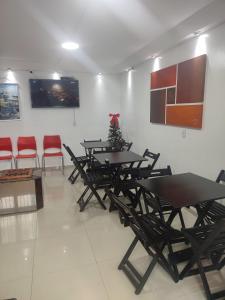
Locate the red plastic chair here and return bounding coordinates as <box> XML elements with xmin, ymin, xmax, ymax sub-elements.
<box><xmin>15</xmin><ymin>136</ymin><xmax>40</xmax><ymax>168</ymax></box>
<box><xmin>42</xmin><ymin>135</ymin><xmax>64</xmax><ymax>174</ymax></box>
<box><xmin>0</xmin><ymin>137</ymin><xmax>15</xmax><ymax>168</ymax></box>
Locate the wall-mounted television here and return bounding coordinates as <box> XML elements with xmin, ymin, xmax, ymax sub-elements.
<box><xmin>29</xmin><ymin>78</ymin><xmax>79</xmax><ymax>108</ymax></box>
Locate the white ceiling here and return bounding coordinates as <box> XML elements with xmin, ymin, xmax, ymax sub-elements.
<box><xmin>0</xmin><ymin>0</ymin><xmax>224</xmax><ymax>73</ymax></box>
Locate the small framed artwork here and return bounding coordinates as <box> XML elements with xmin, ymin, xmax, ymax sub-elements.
<box><xmin>0</xmin><ymin>83</ymin><xmax>20</xmax><ymax>120</ymax></box>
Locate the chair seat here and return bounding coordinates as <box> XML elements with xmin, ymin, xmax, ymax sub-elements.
<box><xmin>200</xmin><ymin>201</ymin><xmax>225</xmax><ymax>223</ymax></box>
<box><xmin>43</xmin><ymin>152</ymin><xmax>63</xmax><ymax>157</ymax></box>
<box><xmin>77</xmin><ymin>155</ymin><xmax>90</xmax><ymax>163</ymax></box>
<box><xmin>0</xmin><ymin>154</ymin><xmax>13</xmax><ymax>160</ymax></box>
<box><xmin>85</xmin><ymin>171</ymin><xmax>112</xmax><ymax>185</ymax></box>
<box><xmin>16</xmin><ymin>153</ymin><xmax>37</xmax><ymax>159</ymax></box>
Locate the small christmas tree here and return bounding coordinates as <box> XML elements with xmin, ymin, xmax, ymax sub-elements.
<box><xmin>108</xmin><ymin>113</ymin><xmax>125</xmax><ymax>149</ymax></box>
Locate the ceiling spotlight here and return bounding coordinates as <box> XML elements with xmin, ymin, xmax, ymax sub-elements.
<box><xmin>98</xmin><ymin>72</ymin><xmax>102</xmax><ymax>75</ymax></box>
<box><xmin>194</xmin><ymin>31</ymin><xmax>201</xmax><ymax>37</ymax></box>
<box><xmin>61</xmin><ymin>42</ymin><xmax>79</xmax><ymax>50</ymax></box>
<box><xmin>127</xmin><ymin>67</ymin><xmax>134</xmax><ymax>72</ymax></box>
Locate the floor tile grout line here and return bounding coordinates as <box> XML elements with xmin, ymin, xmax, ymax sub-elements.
<box><xmin>29</xmin><ymin>212</ymin><xmax>38</xmax><ymax>300</ymax></box>
<box><xmin>83</xmin><ymin>213</ymin><xmax>111</xmax><ymax>300</ymax></box>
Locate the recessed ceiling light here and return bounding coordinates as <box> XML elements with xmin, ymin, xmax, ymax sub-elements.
<box><xmin>61</xmin><ymin>42</ymin><xmax>79</xmax><ymax>50</ymax></box>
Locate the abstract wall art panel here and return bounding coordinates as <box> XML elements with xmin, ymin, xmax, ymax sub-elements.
<box><xmin>166</xmin><ymin>104</ymin><xmax>203</xmax><ymax>128</ymax></box>
<box><xmin>176</xmin><ymin>55</ymin><xmax>206</xmax><ymax>103</ymax></box>
<box><xmin>150</xmin><ymin>54</ymin><xmax>206</xmax><ymax>129</ymax></box>
<box><xmin>150</xmin><ymin>89</ymin><xmax>166</xmax><ymax>124</ymax></box>
<box><xmin>151</xmin><ymin>65</ymin><xmax>176</xmax><ymax>89</ymax></box>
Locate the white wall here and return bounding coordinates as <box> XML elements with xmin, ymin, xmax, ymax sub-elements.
<box><xmin>0</xmin><ymin>71</ymin><xmax>121</xmax><ymax>168</ymax></box>
<box><xmin>121</xmin><ymin>23</ymin><xmax>225</xmax><ymax>180</ymax></box>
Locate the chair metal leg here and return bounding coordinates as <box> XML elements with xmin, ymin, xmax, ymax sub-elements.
<box><xmin>37</xmin><ymin>155</ymin><xmax>40</xmax><ymax>168</ymax></box>
<box><xmin>42</xmin><ymin>156</ymin><xmax>46</xmax><ymax>174</ymax></box>
<box><xmin>62</xmin><ymin>156</ymin><xmax>64</xmax><ymax>175</ymax></box>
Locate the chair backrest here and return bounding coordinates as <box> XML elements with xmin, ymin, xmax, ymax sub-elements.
<box><xmin>137</xmin><ymin>149</ymin><xmax>160</xmax><ymax>169</ymax></box>
<box><xmin>182</xmin><ymin>217</ymin><xmax>225</xmax><ymax>260</ymax></box>
<box><xmin>122</xmin><ymin>142</ymin><xmax>133</xmax><ymax>151</ymax></box>
<box><xmin>43</xmin><ymin>135</ymin><xmax>62</xmax><ymax>150</ymax></box>
<box><xmin>83</xmin><ymin>139</ymin><xmax>102</xmax><ymax>155</ymax></box>
<box><xmin>107</xmin><ymin>191</ymin><xmax>176</xmax><ymax>253</ymax></box>
<box><xmin>146</xmin><ymin>166</ymin><xmax>172</xmax><ymax>177</ymax></box>
<box><xmin>63</xmin><ymin>144</ymin><xmax>88</xmax><ymax>180</ymax></box>
<box><xmin>216</xmin><ymin>170</ymin><xmax>225</xmax><ymax>184</ymax></box>
<box><xmin>17</xmin><ymin>136</ymin><xmax>37</xmax><ymax>152</ymax></box>
<box><xmin>0</xmin><ymin>137</ymin><xmax>13</xmax><ymax>152</ymax></box>
<box><xmin>63</xmin><ymin>144</ymin><xmax>73</xmax><ymax>161</ymax></box>
<box><xmin>84</xmin><ymin>139</ymin><xmax>102</xmax><ymax>142</ymax></box>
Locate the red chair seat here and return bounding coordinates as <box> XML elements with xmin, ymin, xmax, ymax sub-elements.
<box><xmin>16</xmin><ymin>153</ymin><xmax>37</xmax><ymax>159</ymax></box>
<box><xmin>43</xmin><ymin>152</ymin><xmax>63</xmax><ymax>157</ymax></box>
<box><xmin>0</xmin><ymin>154</ymin><xmax>13</xmax><ymax>160</ymax></box>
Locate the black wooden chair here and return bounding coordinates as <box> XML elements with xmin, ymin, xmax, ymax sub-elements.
<box><xmin>174</xmin><ymin>218</ymin><xmax>225</xmax><ymax>300</ymax></box>
<box><xmin>141</xmin><ymin>166</ymin><xmax>186</xmax><ymax>228</ymax></box>
<box><xmin>83</xmin><ymin>138</ymin><xmax>102</xmax><ymax>156</ymax></box>
<box><xmin>122</xmin><ymin>141</ymin><xmax>133</xmax><ymax>151</ymax></box>
<box><xmin>196</xmin><ymin>170</ymin><xmax>225</xmax><ymax>226</ymax></box>
<box><xmin>107</xmin><ymin>191</ymin><xmax>184</xmax><ymax>294</ymax></box>
<box><xmin>136</xmin><ymin>148</ymin><xmax>160</xmax><ymax>169</ymax></box>
<box><xmin>65</xmin><ymin>145</ymin><xmax>113</xmax><ymax>211</ymax></box>
<box><xmin>63</xmin><ymin>144</ymin><xmax>89</xmax><ymax>184</ymax></box>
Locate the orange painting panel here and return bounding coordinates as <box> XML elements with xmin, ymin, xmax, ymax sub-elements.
<box><xmin>151</xmin><ymin>65</ymin><xmax>177</xmax><ymax>89</ymax></box>
<box><xmin>166</xmin><ymin>105</ymin><xmax>203</xmax><ymax>128</ymax></box>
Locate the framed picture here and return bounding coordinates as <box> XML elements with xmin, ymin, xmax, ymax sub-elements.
<box><xmin>0</xmin><ymin>83</ymin><xmax>20</xmax><ymax>120</ymax></box>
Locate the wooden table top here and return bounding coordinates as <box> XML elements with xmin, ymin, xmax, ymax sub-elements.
<box><xmin>0</xmin><ymin>168</ymin><xmax>42</xmax><ymax>183</ymax></box>
<box><xmin>137</xmin><ymin>172</ymin><xmax>225</xmax><ymax>208</ymax></box>
<box><xmin>93</xmin><ymin>151</ymin><xmax>147</xmax><ymax>165</ymax></box>
<box><xmin>80</xmin><ymin>141</ymin><xmax>112</xmax><ymax>149</ymax></box>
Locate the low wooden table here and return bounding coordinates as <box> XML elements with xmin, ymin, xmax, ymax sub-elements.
<box><xmin>0</xmin><ymin>168</ymin><xmax>43</xmax><ymax>215</ymax></box>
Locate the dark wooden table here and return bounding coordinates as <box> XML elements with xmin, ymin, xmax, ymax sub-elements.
<box><xmin>93</xmin><ymin>151</ymin><xmax>147</xmax><ymax>211</ymax></box>
<box><xmin>137</xmin><ymin>172</ymin><xmax>225</xmax><ymax>209</ymax></box>
<box><xmin>93</xmin><ymin>151</ymin><xmax>147</xmax><ymax>166</ymax></box>
<box><xmin>80</xmin><ymin>141</ymin><xmax>112</xmax><ymax>150</ymax></box>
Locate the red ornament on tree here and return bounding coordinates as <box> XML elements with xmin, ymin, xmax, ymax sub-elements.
<box><xmin>108</xmin><ymin>113</ymin><xmax>124</xmax><ymax>148</ymax></box>
<box><xmin>109</xmin><ymin>113</ymin><xmax>120</xmax><ymax>128</ymax></box>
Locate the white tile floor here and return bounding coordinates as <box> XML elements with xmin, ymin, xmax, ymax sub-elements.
<box><xmin>0</xmin><ymin>167</ymin><xmax>224</xmax><ymax>300</ymax></box>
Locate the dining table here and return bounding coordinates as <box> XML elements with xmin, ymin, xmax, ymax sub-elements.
<box><xmin>93</xmin><ymin>150</ymin><xmax>147</xmax><ymax>166</ymax></box>
<box><xmin>80</xmin><ymin>140</ymin><xmax>112</xmax><ymax>157</ymax></box>
<box><xmin>137</xmin><ymin>172</ymin><xmax>225</xmax><ymax>225</ymax></box>
<box><xmin>93</xmin><ymin>150</ymin><xmax>147</xmax><ymax>211</ymax></box>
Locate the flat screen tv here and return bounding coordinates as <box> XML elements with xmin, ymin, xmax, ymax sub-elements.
<box><xmin>29</xmin><ymin>78</ymin><xmax>79</xmax><ymax>108</ymax></box>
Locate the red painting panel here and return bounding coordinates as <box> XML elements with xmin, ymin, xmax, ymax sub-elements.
<box><xmin>150</xmin><ymin>89</ymin><xmax>166</xmax><ymax>124</ymax></box>
<box><xmin>176</xmin><ymin>54</ymin><xmax>206</xmax><ymax>103</ymax></box>
<box><xmin>151</xmin><ymin>65</ymin><xmax>177</xmax><ymax>89</ymax></box>
<box><xmin>166</xmin><ymin>104</ymin><xmax>203</xmax><ymax>128</ymax></box>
